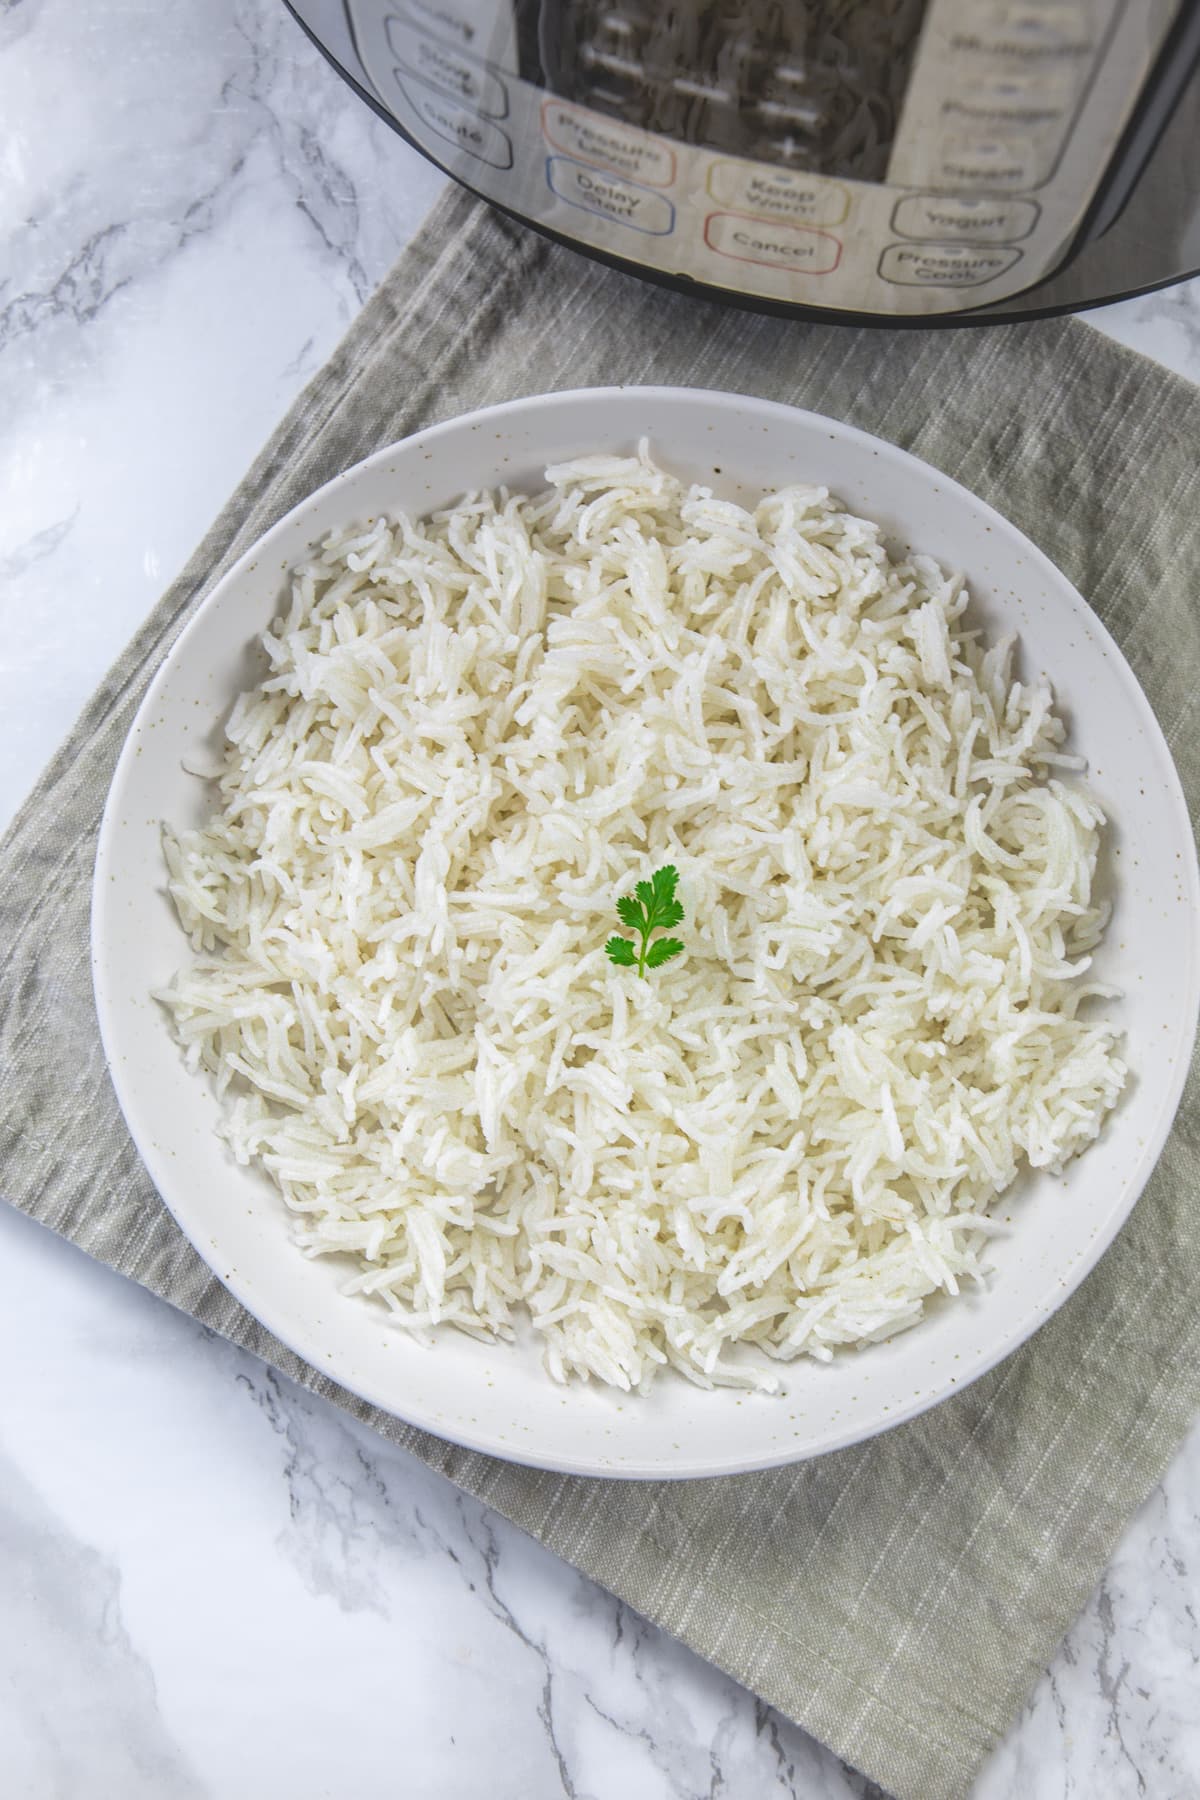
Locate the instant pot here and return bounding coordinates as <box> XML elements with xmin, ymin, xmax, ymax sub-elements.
<box><xmin>284</xmin><ymin>1</ymin><xmax>1200</xmax><ymax>323</ymax></box>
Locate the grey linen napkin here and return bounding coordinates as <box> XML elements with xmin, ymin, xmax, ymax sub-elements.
<box><xmin>3</xmin><ymin>185</ymin><xmax>1199</xmax><ymax>1800</ymax></box>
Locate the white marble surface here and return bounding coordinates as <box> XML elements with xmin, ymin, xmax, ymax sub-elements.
<box><xmin>3</xmin><ymin>4</ymin><xmax>1199</xmax><ymax>1795</ymax></box>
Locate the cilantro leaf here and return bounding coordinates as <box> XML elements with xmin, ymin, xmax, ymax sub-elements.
<box><xmin>604</xmin><ymin>865</ymin><xmax>687</xmax><ymax>979</ymax></box>
<box><xmin>615</xmin><ymin>894</ymin><xmax>643</xmax><ymax>931</ymax></box>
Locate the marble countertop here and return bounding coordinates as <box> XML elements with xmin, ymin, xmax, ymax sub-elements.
<box><xmin>4</xmin><ymin>4</ymin><xmax>1199</xmax><ymax>1795</ymax></box>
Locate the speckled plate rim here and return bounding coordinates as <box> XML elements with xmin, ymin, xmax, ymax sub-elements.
<box><xmin>92</xmin><ymin>386</ymin><xmax>1200</xmax><ymax>1479</ymax></box>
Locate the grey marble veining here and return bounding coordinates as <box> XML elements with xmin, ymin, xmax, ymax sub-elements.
<box><xmin>0</xmin><ymin>1449</ymin><xmax>207</xmax><ymax>1800</ymax></box>
<box><xmin>0</xmin><ymin>0</ymin><xmax>445</xmax><ymax>818</ymax></box>
<box><xmin>3</xmin><ymin>3</ymin><xmax>1200</xmax><ymax>1796</ymax></box>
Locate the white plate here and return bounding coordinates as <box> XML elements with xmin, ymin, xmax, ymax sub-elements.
<box><xmin>93</xmin><ymin>386</ymin><xmax>1200</xmax><ymax>1479</ymax></box>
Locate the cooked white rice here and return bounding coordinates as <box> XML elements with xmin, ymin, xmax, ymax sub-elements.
<box><xmin>159</xmin><ymin>445</ymin><xmax>1125</xmax><ymax>1393</ymax></box>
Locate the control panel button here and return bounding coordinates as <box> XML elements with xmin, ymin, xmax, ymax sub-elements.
<box><xmin>891</xmin><ymin>194</ymin><xmax>1039</xmax><ymax>243</ymax></box>
<box><xmin>940</xmin><ymin>92</ymin><xmax>1070</xmax><ymax>131</ymax></box>
<box><xmin>387</xmin><ymin>13</ymin><xmax>509</xmax><ymax>118</ymax></box>
<box><xmin>397</xmin><ymin>0</ymin><xmax>517</xmax><ymax>66</ymax></box>
<box><xmin>966</xmin><ymin>64</ymin><xmax>1078</xmax><ymax>107</ymax></box>
<box><xmin>547</xmin><ymin>157</ymin><xmax>674</xmax><ymax>235</ymax></box>
<box><xmin>401</xmin><ymin>0</ymin><xmax>479</xmax><ymax>40</ymax></box>
<box><xmin>705</xmin><ymin>161</ymin><xmax>848</xmax><ymax>227</ymax></box>
<box><xmin>963</xmin><ymin>3</ymin><xmax>1095</xmax><ymax>54</ymax></box>
<box><xmin>947</xmin><ymin>7</ymin><xmax>1095</xmax><ymax>63</ymax></box>
<box><xmin>541</xmin><ymin>100</ymin><xmax>676</xmax><ymax>188</ymax></box>
<box><xmin>395</xmin><ymin>70</ymin><xmax>513</xmax><ymax>168</ymax></box>
<box><xmin>879</xmin><ymin>242</ymin><xmax>1023</xmax><ymax>287</ymax></box>
<box><xmin>704</xmin><ymin>211</ymin><xmax>842</xmax><ymax>275</ymax></box>
<box><xmin>934</xmin><ymin>137</ymin><xmax>1047</xmax><ymax>190</ymax></box>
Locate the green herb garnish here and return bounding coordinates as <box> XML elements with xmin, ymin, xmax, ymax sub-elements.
<box><xmin>605</xmin><ymin>864</ymin><xmax>685</xmax><ymax>978</ymax></box>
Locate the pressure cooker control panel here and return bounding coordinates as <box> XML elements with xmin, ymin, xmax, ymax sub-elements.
<box><xmin>347</xmin><ymin>0</ymin><xmax>1180</xmax><ymax>316</ymax></box>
